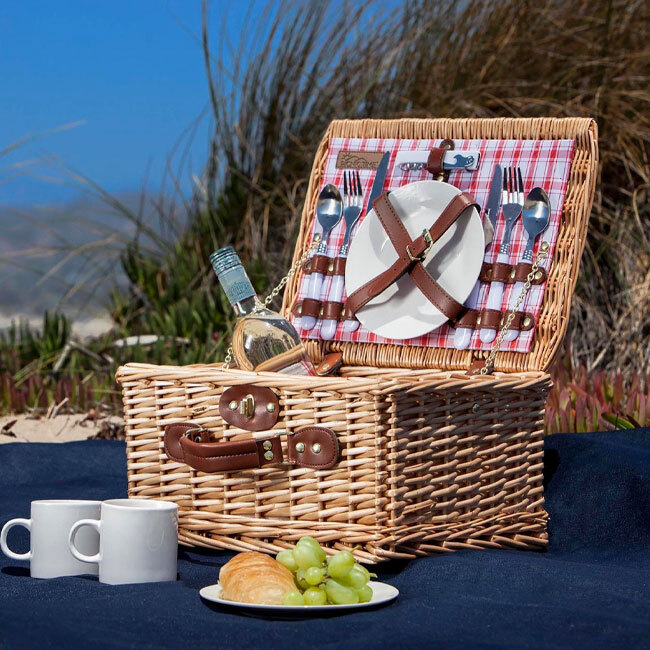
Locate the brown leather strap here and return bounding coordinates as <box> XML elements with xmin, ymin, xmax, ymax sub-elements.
<box><xmin>181</xmin><ymin>435</ymin><xmax>283</xmax><ymax>472</ymax></box>
<box><xmin>480</xmin><ymin>261</ymin><xmax>547</xmax><ymax>285</ymax></box>
<box><xmin>341</xmin><ymin>302</ymin><xmax>356</xmax><ymax>321</ymax></box>
<box><xmin>453</xmin><ymin>309</ymin><xmax>481</xmax><ymax>329</ymax></box>
<box><xmin>454</xmin><ymin>309</ymin><xmax>535</xmax><ymax>331</ymax></box>
<box><xmin>164</xmin><ymin>423</ymin><xmax>339</xmax><ymax>472</ymax></box>
<box><xmin>303</xmin><ymin>255</ymin><xmax>347</xmax><ymax>276</ymax></box>
<box><xmin>292</xmin><ymin>300</ymin><xmax>356</xmax><ymax>322</ymax></box>
<box><xmin>294</xmin><ymin>297</ymin><xmax>321</xmax><ymax>319</ymax></box>
<box><xmin>346</xmin><ymin>191</ymin><xmax>478</xmax><ymax>321</ymax></box>
<box><xmin>409</xmin><ymin>263</ymin><xmax>464</xmax><ymax>321</ymax></box>
<box><xmin>321</xmin><ymin>301</ymin><xmax>343</xmax><ymax>320</ymax></box>
<box><xmin>426</xmin><ymin>139</ymin><xmax>454</xmax><ymax>178</ymax></box>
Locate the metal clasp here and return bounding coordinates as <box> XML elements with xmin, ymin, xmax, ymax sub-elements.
<box><xmin>406</xmin><ymin>229</ymin><xmax>434</xmax><ymax>262</ymax></box>
<box><xmin>262</xmin><ymin>429</ymin><xmax>296</xmax><ymax>467</ymax></box>
<box><xmin>240</xmin><ymin>394</ymin><xmax>255</xmax><ymax>418</ymax></box>
<box><xmin>183</xmin><ymin>426</ymin><xmax>206</xmax><ymax>443</ymax></box>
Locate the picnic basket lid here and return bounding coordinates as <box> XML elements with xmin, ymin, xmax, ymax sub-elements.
<box><xmin>282</xmin><ymin>117</ymin><xmax>598</xmax><ymax>374</ymax></box>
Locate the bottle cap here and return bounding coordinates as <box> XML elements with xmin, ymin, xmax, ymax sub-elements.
<box><xmin>210</xmin><ymin>246</ymin><xmax>241</xmax><ymax>277</ymax></box>
<box><xmin>210</xmin><ymin>247</ymin><xmax>256</xmax><ymax>305</ymax></box>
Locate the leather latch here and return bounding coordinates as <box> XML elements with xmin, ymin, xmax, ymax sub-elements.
<box><xmin>219</xmin><ymin>385</ymin><xmax>280</xmax><ymax>432</ymax></box>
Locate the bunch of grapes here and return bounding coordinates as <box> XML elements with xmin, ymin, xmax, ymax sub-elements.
<box><xmin>277</xmin><ymin>537</ymin><xmax>376</xmax><ymax>606</ymax></box>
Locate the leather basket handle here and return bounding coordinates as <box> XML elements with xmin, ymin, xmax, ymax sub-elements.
<box><xmin>164</xmin><ymin>423</ymin><xmax>339</xmax><ymax>473</ymax></box>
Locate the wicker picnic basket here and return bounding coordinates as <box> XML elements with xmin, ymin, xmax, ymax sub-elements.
<box><xmin>116</xmin><ymin>117</ymin><xmax>598</xmax><ymax>562</ymax></box>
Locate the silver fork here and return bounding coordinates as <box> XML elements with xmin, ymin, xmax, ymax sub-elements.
<box><xmin>499</xmin><ymin>167</ymin><xmax>525</xmax><ymax>257</ymax></box>
<box><xmin>321</xmin><ymin>170</ymin><xmax>363</xmax><ymax>340</ymax></box>
<box><xmin>480</xmin><ymin>166</ymin><xmax>524</xmax><ymax>344</ymax></box>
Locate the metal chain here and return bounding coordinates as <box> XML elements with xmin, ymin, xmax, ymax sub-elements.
<box><xmin>480</xmin><ymin>242</ymin><xmax>549</xmax><ymax>375</ymax></box>
<box><xmin>221</xmin><ymin>235</ymin><xmax>321</xmax><ymax>370</ymax></box>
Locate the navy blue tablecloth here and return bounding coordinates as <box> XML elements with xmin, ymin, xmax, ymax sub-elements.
<box><xmin>1</xmin><ymin>430</ymin><xmax>649</xmax><ymax>650</ymax></box>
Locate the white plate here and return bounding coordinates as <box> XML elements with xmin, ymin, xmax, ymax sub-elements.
<box><xmin>199</xmin><ymin>581</ymin><xmax>398</xmax><ymax>614</ymax></box>
<box><xmin>345</xmin><ymin>180</ymin><xmax>484</xmax><ymax>340</ymax></box>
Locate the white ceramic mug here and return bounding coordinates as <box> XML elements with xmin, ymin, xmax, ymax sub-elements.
<box><xmin>1</xmin><ymin>500</ymin><xmax>101</xmax><ymax>579</ymax></box>
<box><xmin>68</xmin><ymin>499</ymin><xmax>178</xmax><ymax>585</ymax></box>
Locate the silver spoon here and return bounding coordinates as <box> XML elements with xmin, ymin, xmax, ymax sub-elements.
<box><xmin>504</xmin><ymin>187</ymin><xmax>551</xmax><ymax>341</ymax></box>
<box><xmin>301</xmin><ymin>183</ymin><xmax>343</xmax><ymax>331</ymax></box>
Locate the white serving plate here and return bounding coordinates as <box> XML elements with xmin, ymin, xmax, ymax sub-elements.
<box><xmin>345</xmin><ymin>180</ymin><xmax>484</xmax><ymax>340</ymax></box>
<box><xmin>199</xmin><ymin>580</ymin><xmax>399</xmax><ymax>614</ymax></box>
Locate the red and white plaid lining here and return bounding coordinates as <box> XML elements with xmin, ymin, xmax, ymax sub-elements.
<box><xmin>291</xmin><ymin>137</ymin><xmax>575</xmax><ymax>353</ymax></box>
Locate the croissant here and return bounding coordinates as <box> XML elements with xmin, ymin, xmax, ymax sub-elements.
<box><xmin>219</xmin><ymin>552</ymin><xmax>296</xmax><ymax>605</ymax></box>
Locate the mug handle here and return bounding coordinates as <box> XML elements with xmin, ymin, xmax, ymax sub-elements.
<box><xmin>0</xmin><ymin>518</ymin><xmax>32</xmax><ymax>561</ymax></box>
<box><xmin>68</xmin><ymin>519</ymin><xmax>101</xmax><ymax>563</ymax></box>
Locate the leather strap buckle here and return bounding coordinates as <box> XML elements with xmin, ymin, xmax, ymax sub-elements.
<box><xmin>406</xmin><ymin>228</ymin><xmax>434</xmax><ymax>262</ymax></box>
<box><xmin>182</xmin><ymin>426</ymin><xmax>205</xmax><ymax>442</ymax></box>
<box><xmin>266</xmin><ymin>429</ymin><xmax>296</xmax><ymax>467</ymax></box>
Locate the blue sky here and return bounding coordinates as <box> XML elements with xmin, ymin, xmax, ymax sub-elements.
<box><xmin>0</xmin><ymin>1</ymin><xmax>238</xmax><ymax>205</ymax></box>
<box><xmin>1</xmin><ymin>1</ymin><xmax>400</xmax><ymax>208</ymax></box>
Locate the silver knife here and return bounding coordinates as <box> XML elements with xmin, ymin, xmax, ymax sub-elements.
<box><xmin>484</xmin><ymin>165</ymin><xmax>503</xmax><ymax>231</ymax></box>
<box><xmin>365</xmin><ymin>151</ymin><xmax>390</xmax><ymax>215</ymax></box>
<box><xmin>453</xmin><ymin>164</ymin><xmax>503</xmax><ymax>350</ymax></box>
<box><xmin>343</xmin><ymin>151</ymin><xmax>390</xmax><ymax>334</ymax></box>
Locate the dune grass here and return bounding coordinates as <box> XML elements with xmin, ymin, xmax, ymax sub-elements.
<box><xmin>1</xmin><ymin>0</ymin><xmax>648</xmax><ymax>432</ymax></box>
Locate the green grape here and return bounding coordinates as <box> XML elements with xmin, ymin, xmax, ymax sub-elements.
<box><xmin>339</xmin><ymin>564</ymin><xmax>368</xmax><ymax>590</ymax></box>
<box><xmin>323</xmin><ymin>579</ymin><xmax>359</xmax><ymax>605</ymax></box>
<box><xmin>303</xmin><ymin>586</ymin><xmax>328</xmax><ymax>606</ymax></box>
<box><xmin>297</xmin><ymin>536</ymin><xmax>326</xmax><ymax>563</ymax></box>
<box><xmin>293</xmin><ymin>542</ymin><xmax>322</xmax><ymax>570</ymax></box>
<box><xmin>357</xmin><ymin>584</ymin><xmax>373</xmax><ymax>603</ymax></box>
<box><xmin>283</xmin><ymin>590</ymin><xmax>305</xmax><ymax>606</ymax></box>
<box><xmin>327</xmin><ymin>550</ymin><xmax>355</xmax><ymax>579</ymax></box>
<box><xmin>305</xmin><ymin>566</ymin><xmax>325</xmax><ymax>586</ymax></box>
<box><xmin>295</xmin><ymin>569</ymin><xmax>310</xmax><ymax>590</ymax></box>
<box><xmin>357</xmin><ymin>564</ymin><xmax>372</xmax><ymax>582</ymax></box>
<box><xmin>276</xmin><ymin>549</ymin><xmax>298</xmax><ymax>572</ymax></box>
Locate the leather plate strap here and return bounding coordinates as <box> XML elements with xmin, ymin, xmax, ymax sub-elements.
<box><xmin>346</xmin><ymin>191</ymin><xmax>479</xmax><ymax>322</ymax></box>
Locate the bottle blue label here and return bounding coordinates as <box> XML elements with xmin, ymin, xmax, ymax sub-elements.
<box><xmin>220</xmin><ymin>267</ymin><xmax>256</xmax><ymax>304</ymax></box>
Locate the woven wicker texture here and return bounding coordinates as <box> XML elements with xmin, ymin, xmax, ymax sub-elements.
<box><xmin>282</xmin><ymin>117</ymin><xmax>598</xmax><ymax>373</ymax></box>
<box><xmin>117</xmin><ymin>363</ymin><xmax>550</xmax><ymax>562</ymax></box>
<box><xmin>116</xmin><ymin>117</ymin><xmax>597</xmax><ymax>562</ymax></box>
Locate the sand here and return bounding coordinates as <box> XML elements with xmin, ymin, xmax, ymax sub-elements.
<box><xmin>0</xmin><ymin>413</ymin><xmax>123</xmax><ymax>444</ymax></box>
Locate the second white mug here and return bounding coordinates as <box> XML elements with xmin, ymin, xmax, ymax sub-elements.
<box><xmin>68</xmin><ymin>498</ymin><xmax>178</xmax><ymax>585</ymax></box>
